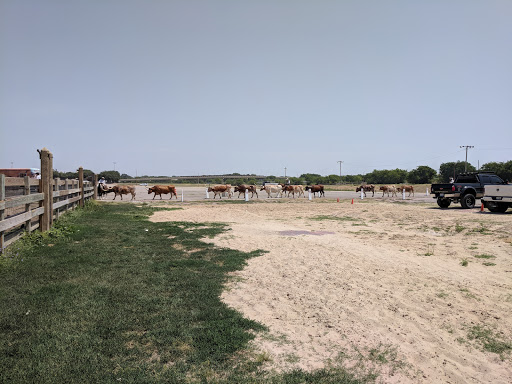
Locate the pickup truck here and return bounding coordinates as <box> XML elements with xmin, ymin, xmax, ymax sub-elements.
<box><xmin>431</xmin><ymin>172</ymin><xmax>506</xmax><ymax>209</ymax></box>
<box><xmin>481</xmin><ymin>185</ymin><xmax>512</xmax><ymax>213</ymax></box>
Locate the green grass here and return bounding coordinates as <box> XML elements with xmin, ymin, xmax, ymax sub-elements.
<box><xmin>467</xmin><ymin>325</ymin><xmax>512</xmax><ymax>360</ymax></box>
<box><xmin>312</xmin><ymin>215</ymin><xmax>360</xmax><ymax>222</ymax></box>
<box><xmin>0</xmin><ymin>202</ymin><xmax>367</xmax><ymax>384</ymax></box>
<box><xmin>474</xmin><ymin>254</ymin><xmax>496</xmax><ymax>259</ymax></box>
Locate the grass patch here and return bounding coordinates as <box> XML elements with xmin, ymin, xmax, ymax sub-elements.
<box><xmin>468</xmin><ymin>223</ymin><xmax>492</xmax><ymax>235</ymax></box>
<box><xmin>461</xmin><ymin>259</ymin><xmax>469</xmax><ymax>267</ymax></box>
<box><xmin>0</xmin><ymin>202</ymin><xmax>367</xmax><ymax>384</ymax></box>
<box><xmin>474</xmin><ymin>254</ymin><xmax>496</xmax><ymax>259</ymax></box>
<box><xmin>467</xmin><ymin>325</ymin><xmax>512</xmax><ymax>360</ymax></box>
<box><xmin>312</xmin><ymin>215</ymin><xmax>360</xmax><ymax>222</ymax></box>
<box><xmin>454</xmin><ymin>223</ymin><xmax>465</xmax><ymax>233</ymax></box>
<box><xmin>459</xmin><ymin>288</ymin><xmax>479</xmax><ymax>301</ymax></box>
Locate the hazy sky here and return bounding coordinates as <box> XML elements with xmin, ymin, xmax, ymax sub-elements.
<box><xmin>1</xmin><ymin>1</ymin><xmax>511</xmax><ymax>177</ymax></box>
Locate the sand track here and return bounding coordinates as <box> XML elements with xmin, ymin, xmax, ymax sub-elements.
<box><xmin>150</xmin><ymin>200</ymin><xmax>512</xmax><ymax>383</ymax></box>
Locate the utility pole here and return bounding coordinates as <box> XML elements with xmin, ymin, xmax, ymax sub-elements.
<box><xmin>284</xmin><ymin>167</ymin><xmax>287</xmax><ymax>178</ymax></box>
<box><xmin>113</xmin><ymin>162</ymin><xmax>117</xmax><ymax>171</ymax></box>
<box><xmin>337</xmin><ymin>161</ymin><xmax>343</xmax><ymax>184</ymax></box>
<box><xmin>460</xmin><ymin>146</ymin><xmax>474</xmax><ymax>173</ymax></box>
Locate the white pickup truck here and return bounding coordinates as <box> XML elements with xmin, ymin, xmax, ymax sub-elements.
<box><xmin>481</xmin><ymin>185</ymin><xmax>512</xmax><ymax>213</ymax></box>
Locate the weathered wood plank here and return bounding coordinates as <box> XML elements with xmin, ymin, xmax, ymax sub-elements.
<box><xmin>52</xmin><ymin>188</ymin><xmax>81</xmax><ymax>198</ymax></box>
<box><xmin>0</xmin><ymin>207</ymin><xmax>45</xmax><ymax>232</ymax></box>
<box><xmin>53</xmin><ymin>195</ymin><xmax>81</xmax><ymax>209</ymax></box>
<box><xmin>1</xmin><ymin>194</ymin><xmax>44</xmax><ymax>209</ymax></box>
<box><xmin>3</xmin><ymin>178</ymin><xmax>40</xmax><ymax>187</ymax></box>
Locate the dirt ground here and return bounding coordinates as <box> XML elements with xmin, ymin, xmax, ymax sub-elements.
<box><xmin>148</xmin><ymin>198</ymin><xmax>512</xmax><ymax>383</ymax></box>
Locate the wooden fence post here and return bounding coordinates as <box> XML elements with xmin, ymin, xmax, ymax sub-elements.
<box><xmin>79</xmin><ymin>167</ymin><xmax>84</xmax><ymax>208</ymax></box>
<box><xmin>39</xmin><ymin>147</ymin><xmax>53</xmax><ymax>232</ymax></box>
<box><xmin>24</xmin><ymin>176</ymin><xmax>32</xmax><ymax>232</ymax></box>
<box><xmin>0</xmin><ymin>174</ymin><xmax>5</xmax><ymax>251</ymax></box>
<box><xmin>64</xmin><ymin>178</ymin><xmax>69</xmax><ymax>211</ymax></box>
<box><xmin>93</xmin><ymin>174</ymin><xmax>98</xmax><ymax>199</ymax></box>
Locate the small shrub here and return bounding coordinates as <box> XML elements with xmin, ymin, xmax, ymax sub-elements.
<box><xmin>461</xmin><ymin>259</ymin><xmax>469</xmax><ymax>267</ymax></box>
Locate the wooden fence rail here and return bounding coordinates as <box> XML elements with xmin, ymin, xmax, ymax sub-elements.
<box><xmin>0</xmin><ymin>148</ymin><xmax>96</xmax><ymax>252</ymax></box>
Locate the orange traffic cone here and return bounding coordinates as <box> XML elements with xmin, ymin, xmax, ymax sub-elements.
<box><xmin>480</xmin><ymin>203</ymin><xmax>484</xmax><ymax>212</ymax></box>
<box><xmin>351</xmin><ymin>199</ymin><xmax>354</xmax><ymax>205</ymax></box>
<box><xmin>337</xmin><ymin>198</ymin><xmax>340</xmax><ymax>203</ymax></box>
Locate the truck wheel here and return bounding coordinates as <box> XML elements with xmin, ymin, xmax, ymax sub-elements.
<box><xmin>460</xmin><ymin>193</ymin><xmax>476</xmax><ymax>209</ymax></box>
<box><xmin>437</xmin><ymin>198</ymin><xmax>451</xmax><ymax>208</ymax></box>
<box><xmin>487</xmin><ymin>202</ymin><xmax>509</xmax><ymax>213</ymax></box>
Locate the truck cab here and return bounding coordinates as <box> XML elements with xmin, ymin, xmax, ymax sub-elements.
<box><xmin>431</xmin><ymin>172</ymin><xmax>505</xmax><ymax>209</ymax></box>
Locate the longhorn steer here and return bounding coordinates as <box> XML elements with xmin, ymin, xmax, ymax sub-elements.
<box><xmin>148</xmin><ymin>185</ymin><xmax>178</xmax><ymax>200</ymax></box>
<box><xmin>356</xmin><ymin>184</ymin><xmax>375</xmax><ymax>197</ymax></box>
<box><xmin>207</xmin><ymin>185</ymin><xmax>232</xmax><ymax>199</ymax></box>
<box><xmin>396</xmin><ymin>185</ymin><xmax>414</xmax><ymax>197</ymax></box>
<box><xmin>112</xmin><ymin>185</ymin><xmax>136</xmax><ymax>200</ymax></box>
<box><xmin>260</xmin><ymin>185</ymin><xmax>283</xmax><ymax>198</ymax></box>
<box><xmin>234</xmin><ymin>184</ymin><xmax>258</xmax><ymax>198</ymax></box>
<box><xmin>305</xmin><ymin>185</ymin><xmax>325</xmax><ymax>197</ymax></box>
<box><xmin>281</xmin><ymin>185</ymin><xmax>305</xmax><ymax>198</ymax></box>
<box><xmin>379</xmin><ymin>185</ymin><xmax>397</xmax><ymax>197</ymax></box>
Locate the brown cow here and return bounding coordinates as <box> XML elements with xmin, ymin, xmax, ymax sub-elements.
<box><xmin>148</xmin><ymin>185</ymin><xmax>178</xmax><ymax>200</ymax></box>
<box><xmin>356</xmin><ymin>184</ymin><xmax>375</xmax><ymax>197</ymax></box>
<box><xmin>396</xmin><ymin>185</ymin><xmax>414</xmax><ymax>197</ymax></box>
<box><xmin>379</xmin><ymin>185</ymin><xmax>397</xmax><ymax>197</ymax></box>
<box><xmin>305</xmin><ymin>185</ymin><xmax>325</xmax><ymax>197</ymax></box>
<box><xmin>207</xmin><ymin>185</ymin><xmax>232</xmax><ymax>199</ymax></box>
<box><xmin>113</xmin><ymin>185</ymin><xmax>136</xmax><ymax>200</ymax></box>
<box><xmin>234</xmin><ymin>184</ymin><xmax>258</xmax><ymax>198</ymax></box>
<box><xmin>281</xmin><ymin>185</ymin><xmax>305</xmax><ymax>198</ymax></box>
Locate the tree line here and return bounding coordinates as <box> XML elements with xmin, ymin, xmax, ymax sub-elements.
<box><xmin>53</xmin><ymin>160</ymin><xmax>511</xmax><ymax>185</ymax></box>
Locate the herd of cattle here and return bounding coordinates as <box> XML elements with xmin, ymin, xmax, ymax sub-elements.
<box><xmin>98</xmin><ymin>183</ymin><xmax>414</xmax><ymax>200</ymax></box>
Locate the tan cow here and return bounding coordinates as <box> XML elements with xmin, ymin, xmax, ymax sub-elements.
<box><xmin>260</xmin><ymin>185</ymin><xmax>283</xmax><ymax>198</ymax></box>
<box><xmin>282</xmin><ymin>185</ymin><xmax>305</xmax><ymax>198</ymax></box>
<box><xmin>207</xmin><ymin>185</ymin><xmax>232</xmax><ymax>199</ymax></box>
<box><xmin>379</xmin><ymin>185</ymin><xmax>397</xmax><ymax>197</ymax></box>
<box><xmin>113</xmin><ymin>185</ymin><xmax>136</xmax><ymax>200</ymax></box>
<box><xmin>397</xmin><ymin>185</ymin><xmax>414</xmax><ymax>197</ymax></box>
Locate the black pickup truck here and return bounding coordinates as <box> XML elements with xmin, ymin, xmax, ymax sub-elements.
<box><xmin>431</xmin><ymin>172</ymin><xmax>506</xmax><ymax>209</ymax></box>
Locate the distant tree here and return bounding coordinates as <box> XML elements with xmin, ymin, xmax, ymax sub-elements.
<box><xmin>343</xmin><ymin>175</ymin><xmax>364</xmax><ymax>185</ymax></box>
<box><xmin>438</xmin><ymin>161</ymin><xmax>476</xmax><ymax>182</ymax></box>
<box><xmin>100</xmin><ymin>170</ymin><xmax>121</xmax><ymax>183</ymax></box>
<box><xmin>120</xmin><ymin>173</ymin><xmax>132</xmax><ymax>179</ymax></box>
<box><xmin>300</xmin><ymin>173</ymin><xmax>323</xmax><ymax>185</ymax></box>
<box><xmin>480</xmin><ymin>160</ymin><xmax>512</xmax><ymax>182</ymax></box>
<box><xmin>365</xmin><ymin>169</ymin><xmax>407</xmax><ymax>184</ymax></box>
<box><xmin>407</xmin><ymin>166</ymin><xmax>437</xmax><ymax>184</ymax></box>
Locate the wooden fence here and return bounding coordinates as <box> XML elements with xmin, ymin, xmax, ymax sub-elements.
<box><xmin>0</xmin><ymin>148</ymin><xmax>96</xmax><ymax>252</ymax></box>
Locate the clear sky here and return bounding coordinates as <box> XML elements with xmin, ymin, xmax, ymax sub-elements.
<box><xmin>1</xmin><ymin>0</ymin><xmax>511</xmax><ymax>177</ymax></box>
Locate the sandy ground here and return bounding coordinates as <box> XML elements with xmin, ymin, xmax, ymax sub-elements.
<box><xmin>148</xmin><ymin>198</ymin><xmax>512</xmax><ymax>383</ymax></box>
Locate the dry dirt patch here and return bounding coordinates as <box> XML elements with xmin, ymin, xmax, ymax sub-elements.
<box><xmin>150</xmin><ymin>200</ymin><xmax>512</xmax><ymax>383</ymax></box>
